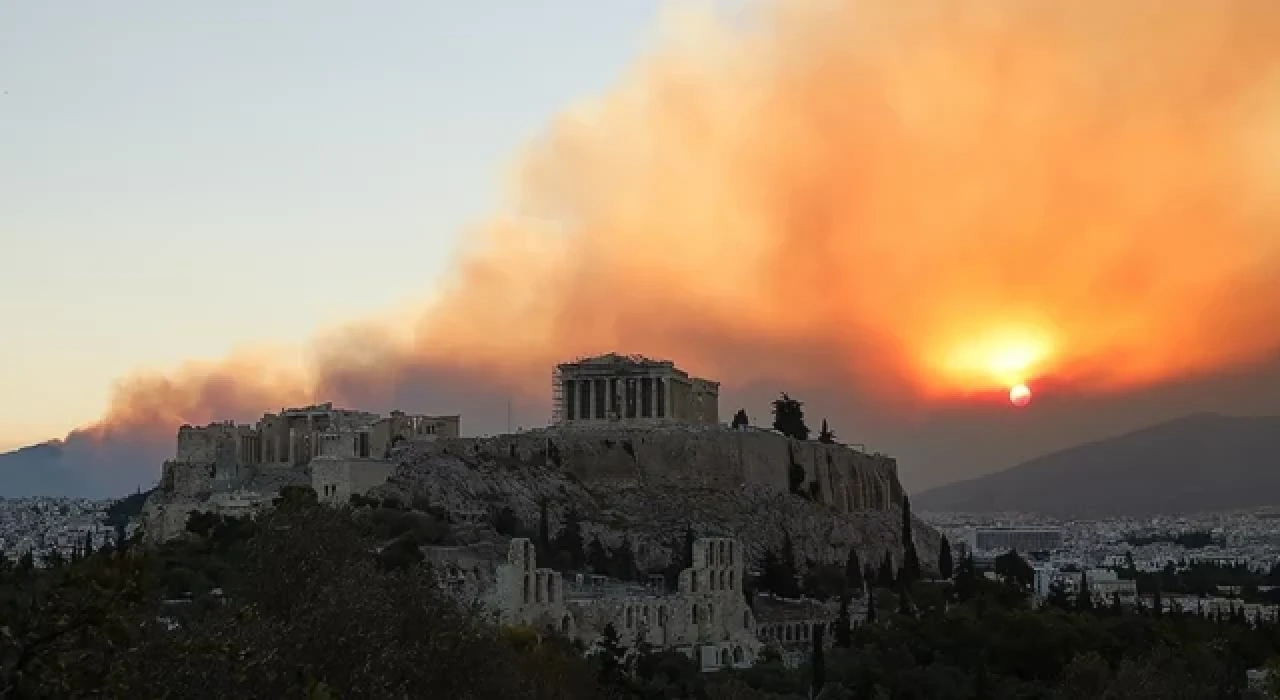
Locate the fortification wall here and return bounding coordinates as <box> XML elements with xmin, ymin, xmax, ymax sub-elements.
<box><xmin>408</xmin><ymin>426</ymin><xmax>902</xmax><ymax>514</ymax></box>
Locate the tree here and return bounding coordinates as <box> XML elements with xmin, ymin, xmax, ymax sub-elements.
<box><xmin>587</xmin><ymin>535</ymin><xmax>609</xmax><ymax>575</ymax></box>
<box><xmin>899</xmin><ymin>496</ymin><xmax>921</xmax><ymax>585</ymax></box>
<box><xmin>554</xmin><ymin>508</ymin><xmax>587</xmax><ymax>570</ymax></box>
<box><xmin>810</xmin><ymin>624</ymin><xmax>825</xmax><ymax>698</ymax></box>
<box><xmin>593</xmin><ymin>623</ymin><xmax>627</xmax><ymax>687</ymax></box>
<box><xmin>1045</xmin><ymin>580</ymin><xmax>1073</xmax><ymax>609</ymax></box>
<box><xmin>834</xmin><ymin>595</ymin><xmax>852</xmax><ymax>647</ymax></box>
<box><xmin>538</xmin><ymin>499</ymin><xmax>551</xmax><ymax>558</ymax></box>
<box><xmin>731</xmin><ymin>409</ymin><xmax>750</xmax><ymax>430</ymax></box>
<box><xmin>953</xmin><ymin>554</ymin><xmax>978</xmax><ymax>602</ymax></box>
<box><xmin>1152</xmin><ymin>586</ymin><xmax>1163</xmax><ymax>617</ymax></box>
<box><xmin>845</xmin><ymin>549</ymin><xmax>864</xmax><ymax>597</ymax></box>
<box><xmin>938</xmin><ymin>535</ymin><xmax>954</xmax><ymax>580</ymax></box>
<box><xmin>82</xmin><ymin>531</ymin><xmax>94</xmax><ymax>559</ymax></box>
<box><xmin>493</xmin><ymin>506</ymin><xmax>521</xmax><ymax>537</ymax></box>
<box><xmin>994</xmin><ymin>550</ymin><xmax>1034</xmax><ymax>590</ymax></box>
<box><xmin>865</xmin><ymin>588</ymin><xmax>877</xmax><ymax>624</ymax></box>
<box><xmin>771</xmin><ymin>394</ymin><xmax>810</xmax><ymax>441</ymax></box>
<box><xmin>759</xmin><ymin>537</ymin><xmax>800</xmax><ymax>599</ymax></box>
<box><xmin>1076</xmin><ymin>569</ymin><xmax>1093</xmax><ymax>611</ymax></box>
<box><xmin>817</xmin><ymin>419</ymin><xmax>835</xmax><ymax>444</ymax></box>
<box><xmin>877</xmin><ymin>552</ymin><xmax>895</xmax><ymax>589</ymax></box>
<box><xmin>683</xmin><ymin>525</ymin><xmax>696</xmax><ymax>569</ymax></box>
<box><xmin>608</xmin><ymin>536</ymin><xmax>638</xmax><ymax>581</ymax></box>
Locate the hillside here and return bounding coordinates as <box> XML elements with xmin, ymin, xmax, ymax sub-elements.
<box><xmin>914</xmin><ymin>413</ymin><xmax>1280</xmax><ymax>516</ymax></box>
<box><xmin>369</xmin><ymin>426</ymin><xmax>942</xmax><ymax>576</ymax></box>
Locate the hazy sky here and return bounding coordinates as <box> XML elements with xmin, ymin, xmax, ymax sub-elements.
<box><xmin>0</xmin><ymin>1</ymin><xmax>707</xmax><ymax>449</ymax></box>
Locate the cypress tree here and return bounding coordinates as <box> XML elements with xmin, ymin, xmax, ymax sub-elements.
<box><xmin>878</xmin><ymin>551</ymin><xmax>895</xmax><ymax>588</ymax></box>
<box><xmin>1153</xmin><ymin>586</ymin><xmax>1163</xmax><ymax>617</ymax></box>
<box><xmin>1076</xmin><ymin>570</ymin><xmax>1093</xmax><ymax>611</ymax></box>
<box><xmin>834</xmin><ymin>594</ymin><xmax>852</xmax><ymax>647</ymax></box>
<box><xmin>900</xmin><ymin>495</ymin><xmax>921</xmax><ymax>584</ymax></box>
<box><xmin>810</xmin><ymin>624</ymin><xmax>826</xmax><ymax>697</ymax></box>
<box><xmin>938</xmin><ymin>535</ymin><xmax>954</xmax><ymax>580</ymax></box>
<box><xmin>845</xmin><ymin>549</ymin><xmax>864</xmax><ymax>596</ymax></box>
<box><xmin>865</xmin><ymin>588</ymin><xmax>877</xmax><ymax>623</ymax></box>
<box><xmin>538</xmin><ymin>498</ymin><xmax>550</xmax><ymax>559</ymax></box>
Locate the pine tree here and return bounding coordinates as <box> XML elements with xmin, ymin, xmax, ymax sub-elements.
<box><xmin>811</xmin><ymin>624</ymin><xmax>826</xmax><ymax>697</ymax></box>
<box><xmin>731</xmin><ymin>409</ymin><xmax>749</xmax><ymax>430</ymax></box>
<box><xmin>771</xmin><ymin>393</ymin><xmax>810</xmax><ymax>441</ymax></box>
<box><xmin>865</xmin><ymin>588</ymin><xmax>877</xmax><ymax>623</ymax></box>
<box><xmin>817</xmin><ymin>419</ymin><xmax>835</xmax><ymax>444</ymax></box>
<box><xmin>896</xmin><ymin>584</ymin><xmax>912</xmax><ymax>617</ymax></box>
<box><xmin>1153</xmin><ymin>586</ymin><xmax>1163</xmax><ymax>617</ymax></box>
<box><xmin>834</xmin><ymin>594</ymin><xmax>852</xmax><ymax>647</ymax></box>
<box><xmin>938</xmin><ymin>535</ymin><xmax>954</xmax><ymax>580</ymax></box>
<box><xmin>845</xmin><ymin>549</ymin><xmax>864</xmax><ymax>597</ymax></box>
<box><xmin>83</xmin><ymin>530</ymin><xmax>94</xmax><ymax>558</ymax></box>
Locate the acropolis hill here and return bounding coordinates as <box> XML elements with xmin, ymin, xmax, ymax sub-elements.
<box><xmin>142</xmin><ymin>353</ymin><xmax>938</xmax><ymax>582</ymax></box>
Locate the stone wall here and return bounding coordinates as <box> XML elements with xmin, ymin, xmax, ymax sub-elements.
<box><xmin>312</xmin><ymin>457</ymin><xmax>397</xmax><ymax>504</ymax></box>
<box><xmin>408</xmin><ymin>426</ymin><xmax>902</xmax><ymax>515</ymax></box>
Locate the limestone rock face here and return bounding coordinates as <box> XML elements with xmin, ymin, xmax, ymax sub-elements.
<box><xmin>372</xmin><ymin>426</ymin><xmax>940</xmax><ymax>577</ymax></box>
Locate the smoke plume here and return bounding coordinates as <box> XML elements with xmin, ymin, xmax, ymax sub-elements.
<box><xmin>83</xmin><ymin>0</ymin><xmax>1280</xmax><ymax>459</ymax></box>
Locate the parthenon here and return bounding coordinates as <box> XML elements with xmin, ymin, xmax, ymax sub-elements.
<box><xmin>553</xmin><ymin>353</ymin><xmax>719</xmax><ymax>426</ymax></box>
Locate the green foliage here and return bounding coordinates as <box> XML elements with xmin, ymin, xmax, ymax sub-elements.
<box><xmin>103</xmin><ymin>489</ymin><xmax>151</xmax><ymax>527</ymax></box>
<box><xmin>771</xmin><ymin>393</ymin><xmax>810</xmax><ymax>441</ymax></box>
<box><xmin>732</xmin><ymin>409</ymin><xmax>750</xmax><ymax>429</ymax></box>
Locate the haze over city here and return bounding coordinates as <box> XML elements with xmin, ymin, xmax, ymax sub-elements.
<box><xmin>5</xmin><ymin>0</ymin><xmax>1280</xmax><ymax>495</ymax></box>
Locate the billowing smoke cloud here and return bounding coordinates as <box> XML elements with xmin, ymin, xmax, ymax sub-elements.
<box><xmin>78</xmin><ymin>0</ymin><xmax>1280</xmax><ymax>476</ymax></box>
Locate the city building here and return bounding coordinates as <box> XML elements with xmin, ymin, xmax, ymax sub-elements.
<box><xmin>971</xmin><ymin>527</ymin><xmax>1063</xmax><ymax>554</ymax></box>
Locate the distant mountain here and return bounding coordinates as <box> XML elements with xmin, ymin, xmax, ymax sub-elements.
<box><xmin>914</xmin><ymin>413</ymin><xmax>1280</xmax><ymax>517</ymax></box>
<box><xmin>0</xmin><ymin>433</ymin><xmax>166</xmax><ymax>499</ymax></box>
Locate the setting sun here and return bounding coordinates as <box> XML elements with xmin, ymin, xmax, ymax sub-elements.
<box><xmin>1010</xmin><ymin>384</ymin><xmax>1032</xmax><ymax>407</ymax></box>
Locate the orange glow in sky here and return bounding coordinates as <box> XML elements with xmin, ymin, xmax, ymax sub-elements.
<box><xmin>80</xmin><ymin>0</ymin><xmax>1280</xmax><ymax>436</ymax></box>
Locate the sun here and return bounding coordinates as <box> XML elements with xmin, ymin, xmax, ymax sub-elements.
<box><xmin>1009</xmin><ymin>384</ymin><xmax>1032</xmax><ymax>407</ymax></box>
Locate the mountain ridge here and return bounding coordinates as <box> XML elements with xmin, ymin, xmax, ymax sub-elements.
<box><xmin>915</xmin><ymin>412</ymin><xmax>1280</xmax><ymax>516</ymax></box>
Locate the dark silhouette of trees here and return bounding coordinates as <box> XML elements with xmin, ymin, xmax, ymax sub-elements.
<box><xmin>900</xmin><ymin>495</ymin><xmax>921</xmax><ymax>585</ymax></box>
<box><xmin>938</xmin><ymin>535</ymin><xmax>954</xmax><ymax>580</ymax></box>
<box><xmin>731</xmin><ymin>409</ymin><xmax>750</xmax><ymax>430</ymax></box>
<box><xmin>771</xmin><ymin>393</ymin><xmax>810</xmax><ymax>441</ymax></box>
<box><xmin>994</xmin><ymin>550</ymin><xmax>1034</xmax><ymax>590</ymax></box>
<box><xmin>554</xmin><ymin>508</ymin><xmax>587</xmax><ymax>571</ymax></box>
<box><xmin>834</xmin><ymin>595</ymin><xmax>852</xmax><ymax>648</ymax></box>
<box><xmin>845</xmin><ymin>549</ymin><xmax>864</xmax><ymax>596</ymax></box>
<box><xmin>759</xmin><ymin>535</ymin><xmax>800</xmax><ymax>598</ymax></box>
<box><xmin>877</xmin><ymin>552</ymin><xmax>895</xmax><ymax>588</ymax></box>
<box><xmin>1076</xmin><ymin>569</ymin><xmax>1094</xmax><ymax>611</ymax></box>
<box><xmin>810</xmin><ymin>624</ymin><xmax>825</xmax><ymax>697</ymax></box>
<box><xmin>817</xmin><ymin>419</ymin><xmax>835</xmax><ymax>444</ymax></box>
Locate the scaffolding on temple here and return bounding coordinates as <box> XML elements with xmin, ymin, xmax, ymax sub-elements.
<box><xmin>550</xmin><ymin>364</ymin><xmax>565</xmax><ymax>424</ymax></box>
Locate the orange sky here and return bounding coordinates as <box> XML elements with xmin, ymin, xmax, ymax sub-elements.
<box><xmin>91</xmin><ymin>0</ymin><xmax>1280</xmax><ymax>437</ymax></box>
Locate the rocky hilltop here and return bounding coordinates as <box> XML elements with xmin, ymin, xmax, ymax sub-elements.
<box><xmin>371</xmin><ymin>425</ymin><xmax>941</xmax><ymax>576</ymax></box>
